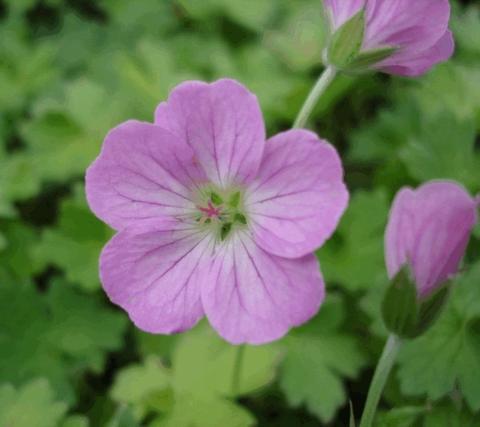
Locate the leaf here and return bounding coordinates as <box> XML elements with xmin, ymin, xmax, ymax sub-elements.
<box><xmin>159</xmin><ymin>396</ymin><xmax>255</xmax><ymax>427</ymax></box>
<box><xmin>423</xmin><ymin>402</ymin><xmax>480</xmax><ymax>427</ymax></box>
<box><xmin>374</xmin><ymin>406</ymin><xmax>424</xmax><ymax>427</ymax></box>
<box><xmin>397</xmin><ymin>262</ymin><xmax>480</xmax><ymax>411</ymax></box>
<box><xmin>33</xmin><ymin>184</ymin><xmax>112</xmax><ymax>291</ymax></box>
<box><xmin>61</xmin><ymin>415</ymin><xmax>90</xmax><ymax>427</ymax></box>
<box><xmin>110</xmin><ymin>356</ymin><xmax>171</xmax><ymax>418</ymax></box>
<box><xmin>44</xmin><ymin>279</ymin><xmax>128</xmax><ymax>374</ymax></box>
<box><xmin>279</xmin><ymin>295</ymin><xmax>367</xmax><ymax>422</ymax></box>
<box><xmin>0</xmin><ymin>278</ymin><xmax>126</xmax><ymax>403</ymax></box>
<box><xmin>413</xmin><ymin>63</ymin><xmax>480</xmax><ymax>127</ymax></box>
<box><xmin>20</xmin><ymin>79</ymin><xmax>129</xmax><ymax>183</ymax></box>
<box><xmin>263</xmin><ymin>0</ymin><xmax>328</xmax><ymax>71</ymax></box>
<box><xmin>452</xmin><ymin>5</ymin><xmax>480</xmax><ymax>61</ymax></box>
<box><xmin>172</xmin><ymin>323</ymin><xmax>280</xmax><ymax>398</ymax></box>
<box><xmin>349</xmin><ymin>98</ymin><xmax>422</xmax><ymax>163</ymax></box>
<box><xmin>107</xmin><ymin>405</ymin><xmax>140</xmax><ymax>427</ymax></box>
<box><xmin>0</xmin><ymin>379</ymin><xmax>68</xmax><ymax>427</ymax></box>
<box><xmin>0</xmin><ymin>151</ymin><xmax>42</xmax><ymax>215</ymax></box>
<box><xmin>177</xmin><ymin>0</ymin><xmax>275</xmax><ymax>31</ymax></box>
<box><xmin>318</xmin><ymin>189</ymin><xmax>389</xmax><ymax>291</ymax></box>
<box><xmin>0</xmin><ymin>220</ymin><xmax>38</xmax><ymax>280</ymax></box>
<box><xmin>401</xmin><ymin>113</ymin><xmax>480</xmax><ymax>191</ymax></box>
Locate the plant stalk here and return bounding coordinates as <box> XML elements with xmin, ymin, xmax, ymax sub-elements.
<box><xmin>232</xmin><ymin>345</ymin><xmax>245</xmax><ymax>397</ymax></box>
<box><xmin>293</xmin><ymin>65</ymin><xmax>337</xmax><ymax>128</ymax></box>
<box><xmin>358</xmin><ymin>335</ymin><xmax>402</xmax><ymax>427</ymax></box>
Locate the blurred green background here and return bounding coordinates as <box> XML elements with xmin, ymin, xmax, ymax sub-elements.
<box><xmin>0</xmin><ymin>0</ymin><xmax>479</xmax><ymax>426</ymax></box>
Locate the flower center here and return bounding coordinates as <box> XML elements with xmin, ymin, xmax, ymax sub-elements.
<box><xmin>194</xmin><ymin>187</ymin><xmax>247</xmax><ymax>241</ymax></box>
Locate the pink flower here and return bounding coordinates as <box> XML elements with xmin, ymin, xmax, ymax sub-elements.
<box><xmin>385</xmin><ymin>181</ymin><xmax>478</xmax><ymax>298</ymax></box>
<box><xmin>86</xmin><ymin>79</ymin><xmax>349</xmax><ymax>345</ymax></box>
<box><xmin>324</xmin><ymin>0</ymin><xmax>454</xmax><ymax>76</ymax></box>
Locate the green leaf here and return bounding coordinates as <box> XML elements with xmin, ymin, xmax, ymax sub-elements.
<box><xmin>413</xmin><ymin>63</ymin><xmax>480</xmax><ymax>127</ymax></box>
<box><xmin>452</xmin><ymin>5</ymin><xmax>480</xmax><ymax>61</ymax></box>
<box><xmin>397</xmin><ymin>262</ymin><xmax>480</xmax><ymax>411</ymax></box>
<box><xmin>177</xmin><ymin>0</ymin><xmax>275</xmax><ymax>31</ymax></box>
<box><xmin>33</xmin><ymin>184</ymin><xmax>112</xmax><ymax>291</ymax></box>
<box><xmin>374</xmin><ymin>406</ymin><xmax>424</xmax><ymax>427</ymax></box>
<box><xmin>327</xmin><ymin>9</ymin><xmax>365</xmax><ymax>68</ymax></box>
<box><xmin>110</xmin><ymin>356</ymin><xmax>171</xmax><ymax>418</ymax></box>
<box><xmin>107</xmin><ymin>405</ymin><xmax>140</xmax><ymax>427</ymax></box>
<box><xmin>44</xmin><ymin>279</ymin><xmax>127</xmax><ymax>374</ymax></box>
<box><xmin>401</xmin><ymin>113</ymin><xmax>480</xmax><ymax>191</ymax></box>
<box><xmin>61</xmin><ymin>415</ymin><xmax>90</xmax><ymax>427</ymax></box>
<box><xmin>279</xmin><ymin>295</ymin><xmax>367</xmax><ymax>422</ymax></box>
<box><xmin>172</xmin><ymin>323</ymin><xmax>280</xmax><ymax>398</ymax></box>
<box><xmin>0</xmin><ymin>278</ymin><xmax>126</xmax><ymax>403</ymax></box>
<box><xmin>20</xmin><ymin>79</ymin><xmax>131</xmax><ymax>184</ymax></box>
<box><xmin>318</xmin><ymin>189</ymin><xmax>389</xmax><ymax>290</ymax></box>
<box><xmin>159</xmin><ymin>396</ymin><xmax>255</xmax><ymax>427</ymax></box>
<box><xmin>0</xmin><ymin>379</ymin><xmax>68</xmax><ymax>427</ymax></box>
<box><xmin>423</xmin><ymin>402</ymin><xmax>480</xmax><ymax>427</ymax></box>
<box><xmin>0</xmin><ymin>220</ymin><xmax>38</xmax><ymax>280</ymax></box>
<box><xmin>263</xmin><ymin>0</ymin><xmax>328</xmax><ymax>71</ymax></box>
<box><xmin>381</xmin><ymin>267</ymin><xmax>419</xmax><ymax>338</ymax></box>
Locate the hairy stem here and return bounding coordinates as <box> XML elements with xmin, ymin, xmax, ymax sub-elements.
<box><xmin>359</xmin><ymin>335</ymin><xmax>402</xmax><ymax>427</ymax></box>
<box><xmin>293</xmin><ymin>65</ymin><xmax>337</xmax><ymax>128</ymax></box>
<box><xmin>232</xmin><ymin>345</ymin><xmax>245</xmax><ymax>396</ymax></box>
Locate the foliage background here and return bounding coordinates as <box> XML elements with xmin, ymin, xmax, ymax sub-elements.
<box><xmin>0</xmin><ymin>0</ymin><xmax>479</xmax><ymax>425</ymax></box>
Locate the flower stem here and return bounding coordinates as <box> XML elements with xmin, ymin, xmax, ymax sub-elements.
<box><xmin>359</xmin><ymin>335</ymin><xmax>402</xmax><ymax>427</ymax></box>
<box><xmin>293</xmin><ymin>65</ymin><xmax>337</xmax><ymax>129</ymax></box>
<box><xmin>232</xmin><ymin>345</ymin><xmax>245</xmax><ymax>396</ymax></box>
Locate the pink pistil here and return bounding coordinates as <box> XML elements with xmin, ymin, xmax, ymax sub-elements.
<box><xmin>198</xmin><ymin>200</ymin><xmax>223</xmax><ymax>219</ymax></box>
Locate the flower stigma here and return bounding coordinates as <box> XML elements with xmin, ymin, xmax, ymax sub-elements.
<box><xmin>194</xmin><ymin>187</ymin><xmax>248</xmax><ymax>242</ymax></box>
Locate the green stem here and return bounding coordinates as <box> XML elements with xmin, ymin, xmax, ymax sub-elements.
<box><xmin>232</xmin><ymin>345</ymin><xmax>245</xmax><ymax>396</ymax></box>
<box><xmin>293</xmin><ymin>65</ymin><xmax>337</xmax><ymax>129</ymax></box>
<box><xmin>359</xmin><ymin>335</ymin><xmax>402</xmax><ymax>427</ymax></box>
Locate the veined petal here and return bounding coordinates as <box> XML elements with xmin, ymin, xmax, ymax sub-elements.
<box><xmin>324</xmin><ymin>0</ymin><xmax>365</xmax><ymax>29</ymax></box>
<box><xmin>385</xmin><ymin>181</ymin><xmax>478</xmax><ymax>297</ymax></box>
<box><xmin>364</xmin><ymin>0</ymin><xmax>450</xmax><ymax>55</ymax></box>
<box><xmin>86</xmin><ymin>120</ymin><xmax>207</xmax><ymax>230</ymax></box>
<box><xmin>100</xmin><ymin>219</ymin><xmax>214</xmax><ymax>334</ymax></box>
<box><xmin>200</xmin><ymin>233</ymin><xmax>325</xmax><ymax>345</ymax></box>
<box><xmin>246</xmin><ymin>130</ymin><xmax>348</xmax><ymax>258</ymax></box>
<box><xmin>324</xmin><ymin>0</ymin><xmax>452</xmax><ymax>76</ymax></box>
<box><xmin>154</xmin><ymin>79</ymin><xmax>265</xmax><ymax>188</ymax></box>
<box><xmin>379</xmin><ymin>30</ymin><xmax>454</xmax><ymax>77</ymax></box>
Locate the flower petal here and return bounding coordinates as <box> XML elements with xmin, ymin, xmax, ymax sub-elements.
<box><xmin>200</xmin><ymin>233</ymin><xmax>325</xmax><ymax>345</ymax></box>
<box><xmin>100</xmin><ymin>219</ymin><xmax>214</xmax><ymax>334</ymax></box>
<box><xmin>324</xmin><ymin>0</ymin><xmax>452</xmax><ymax>76</ymax></box>
<box><xmin>246</xmin><ymin>130</ymin><xmax>348</xmax><ymax>258</ymax></box>
<box><xmin>379</xmin><ymin>30</ymin><xmax>454</xmax><ymax>77</ymax></box>
<box><xmin>324</xmin><ymin>0</ymin><xmax>364</xmax><ymax>29</ymax></box>
<box><xmin>86</xmin><ymin>120</ymin><xmax>207</xmax><ymax>230</ymax></box>
<box><xmin>385</xmin><ymin>181</ymin><xmax>478</xmax><ymax>297</ymax></box>
<box><xmin>154</xmin><ymin>79</ymin><xmax>265</xmax><ymax>188</ymax></box>
<box><xmin>364</xmin><ymin>0</ymin><xmax>451</xmax><ymax>55</ymax></box>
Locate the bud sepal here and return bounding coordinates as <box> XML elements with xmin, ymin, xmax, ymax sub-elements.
<box><xmin>381</xmin><ymin>266</ymin><xmax>451</xmax><ymax>339</ymax></box>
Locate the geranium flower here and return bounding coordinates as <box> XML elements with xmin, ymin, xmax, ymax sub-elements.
<box><xmin>86</xmin><ymin>79</ymin><xmax>349</xmax><ymax>344</ymax></box>
<box><xmin>385</xmin><ymin>181</ymin><xmax>478</xmax><ymax>298</ymax></box>
<box><xmin>324</xmin><ymin>0</ymin><xmax>454</xmax><ymax>76</ymax></box>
